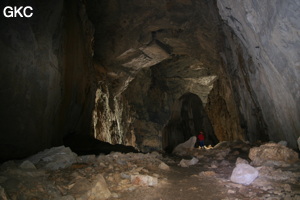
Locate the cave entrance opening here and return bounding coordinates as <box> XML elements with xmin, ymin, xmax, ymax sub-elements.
<box><xmin>162</xmin><ymin>92</ymin><xmax>217</xmax><ymax>153</ymax></box>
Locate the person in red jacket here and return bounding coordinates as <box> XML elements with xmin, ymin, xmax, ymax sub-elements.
<box><xmin>197</xmin><ymin>131</ymin><xmax>205</xmax><ymax>149</ymax></box>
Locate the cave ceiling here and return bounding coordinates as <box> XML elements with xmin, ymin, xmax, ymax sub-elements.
<box><xmin>87</xmin><ymin>0</ymin><xmax>223</xmax><ymax>102</ymax></box>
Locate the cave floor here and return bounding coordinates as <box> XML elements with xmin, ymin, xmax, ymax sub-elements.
<box><xmin>117</xmin><ymin>156</ymin><xmax>274</xmax><ymax>200</ymax></box>
<box><xmin>111</xmin><ymin>148</ymin><xmax>300</xmax><ymax>200</ymax></box>
<box><xmin>118</xmin><ymin>159</ymin><xmax>234</xmax><ymax>200</ymax></box>
<box><xmin>1</xmin><ymin>143</ymin><xmax>300</xmax><ymax>199</ymax></box>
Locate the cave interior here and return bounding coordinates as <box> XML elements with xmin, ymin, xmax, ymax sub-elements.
<box><xmin>0</xmin><ymin>0</ymin><xmax>299</xmax><ymax>162</ymax></box>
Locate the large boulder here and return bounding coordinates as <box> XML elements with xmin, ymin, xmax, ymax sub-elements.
<box><xmin>230</xmin><ymin>163</ymin><xmax>259</xmax><ymax>185</ymax></box>
<box><xmin>249</xmin><ymin>143</ymin><xmax>299</xmax><ymax>166</ymax></box>
<box><xmin>172</xmin><ymin>136</ymin><xmax>197</xmax><ymax>156</ymax></box>
<box><xmin>178</xmin><ymin>157</ymin><xmax>199</xmax><ymax>168</ymax></box>
<box><xmin>68</xmin><ymin>174</ymin><xmax>111</xmax><ymax>199</ymax></box>
<box><xmin>28</xmin><ymin>146</ymin><xmax>78</xmax><ymax>170</ymax></box>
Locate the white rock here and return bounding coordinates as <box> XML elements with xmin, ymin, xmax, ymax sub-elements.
<box><xmin>158</xmin><ymin>162</ymin><xmax>170</xmax><ymax>170</ymax></box>
<box><xmin>130</xmin><ymin>175</ymin><xmax>158</xmax><ymax>186</ymax></box>
<box><xmin>28</xmin><ymin>146</ymin><xmax>77</xmax><ymax>170</ymax></box>
<box><xmin>172</xmin><ymin>136</ymin><xmax>197</xmax><ymax>155</ymax></box>
<box><xmin>230</xmin><ymin>163</ymin><xmax>259</xmax><ymax>185</ymax></box>
<box><xmin>211</xmin><ymin>164</ymin><xmax>217</xmax><ymax>169</ymax></box>
<box><xmin>189</xmin><ymin>157</ymin><xmax>199</xmax><ymax>165</ymax></box>
<box><xmin>213</xmin><ymin>141</ymin><xmax>229</xmax><ymax>149</ymax></box>
<box><xmin>228</xmin><ymin>189</ymin><xmax>235</xmax><ymax>194</ymax></box>
<box><xmin>178</xmin><ymin>157</ymin><xmax>199</xmax><ymax>167</ymax></box>
<box><xmin>19</xmin><ymin>160</ymin><xmax>36</xmax><ymax>170</ymax></box>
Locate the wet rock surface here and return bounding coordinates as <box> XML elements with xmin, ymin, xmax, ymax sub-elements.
<box><xmin>0</xmin><ymin>142</ymin><xmax>299</xmax><ymax>200</ymax></box>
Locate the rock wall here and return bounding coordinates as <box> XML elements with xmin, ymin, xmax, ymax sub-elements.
<box><xmin>58</xmin><ymin>0</ymin><xmax>95</xmax><ymax>141</ymax></box>
<box><xmin>0</xmin><ymin>0</ymin><xmax>95</xmax><ymax>161</ymax></box>
<box><xmin>87</xmin><ymin>0</ymin><xmax>225</xmax><ymax>151</ymax></box>
<box><xmin>205</xmin><ymin>76</ymin><xmax>247</xmax><ymax>142</ymax></box>
<box><xmin>217</xmin><ymin>0</ymin><xmax>300</xmax><ymax>148</ymax></box>
<box><xmin>93</xmin><ymin>81</ymin><xmax>135</xmax><ymax>146</ymax></box>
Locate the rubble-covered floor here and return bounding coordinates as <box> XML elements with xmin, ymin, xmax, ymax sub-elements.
<box><xmin>0</xmin><ymin>142</ymin><xmax>300</xmax><ymax>200</ymax></box>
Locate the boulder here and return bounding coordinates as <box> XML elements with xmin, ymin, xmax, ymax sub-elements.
<box><xmin>69</xmin><ymin>174</ymin><xmax>111</xmax><ymax>199</ymax></box>
<box><xmin>230</xmin><ymin>163</ymin><xmax>259</xmax><ymax>185</ymax></box>
<box><xmin>158</xmin><ymin>162</ymin><xmax>170</xmax><ymax>170</ymax></box>
<box><xmin>172</xmin><ymin>136</ymin><xmax>197</xmax><ymax>155</ymax></box>
<box><xmin>249</xmin><ymin>143</ymin><xmax>299</xmax><ymax>166</ymax></box>
<box><xmin>19</xmin><ymin>160</ymin><xmax>36</xmax><ymax>170</ymax></box>
<box><xmin>178</xmin><ymin>157</ymin><xmax>199</xmax><ymax>168</ymax></box>
<box><xmin>298</xmin><ymin>137</ymin><xmax>300</xmax><ymax>151</ymax></box>
<box><xmin>28</xmin><ymin>146</ymin><xmax>77</xmax><ymax>170</ymax></box>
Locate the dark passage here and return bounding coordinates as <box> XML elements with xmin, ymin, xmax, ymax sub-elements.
<box><xmin>163</xmin><ymin>93</ymin><xmax>218</xmax><ymax>153</ymax></box>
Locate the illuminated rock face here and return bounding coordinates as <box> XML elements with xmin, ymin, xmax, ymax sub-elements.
<box><xmin>217</xmin><ymin>0</ymin><xmax>300</xmax><ymax>148</ymax></box>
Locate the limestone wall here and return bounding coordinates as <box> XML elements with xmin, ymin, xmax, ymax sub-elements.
<box><xmin>0</xmin><ymin>0</ymin><xmax>95</xmax><ymax>160</ymax></box>
<box><xmin>217</xmin><ymin>0</ymin><xmax>300</xmax><ymax>148</ymax></box>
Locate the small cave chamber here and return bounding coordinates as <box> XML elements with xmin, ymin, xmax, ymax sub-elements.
<box><xmin>162</xmin><ymin>93</ymin><xmax>218</xmax><ymax>153</ymax></box>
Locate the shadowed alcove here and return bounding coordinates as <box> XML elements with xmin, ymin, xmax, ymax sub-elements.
<box><xmin>163</xmin><ymin>92</ymin><xmax>218</xmax><ymax>153</ymax></box>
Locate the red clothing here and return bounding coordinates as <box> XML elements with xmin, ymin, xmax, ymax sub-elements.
<box><xmin>197</xmin><ymin>133</ymin><xmax>204</xmax><ymax>141</ymax></box>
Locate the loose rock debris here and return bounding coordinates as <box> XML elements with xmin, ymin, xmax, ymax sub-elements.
<box><xmin>0</xmin><ymin>141</ymin><xmax>299</xmax><ymax>200</ymax></box>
